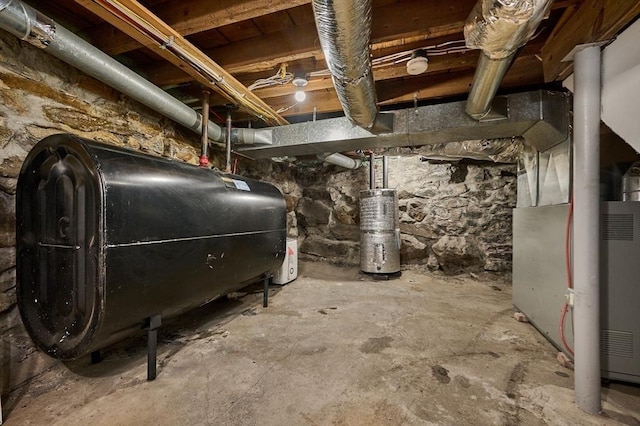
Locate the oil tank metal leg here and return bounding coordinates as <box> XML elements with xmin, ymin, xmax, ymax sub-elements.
<box><xmin>146</xmin><ymin>314</ymin><xmax>162</xmax><ymax>381</ymax></box>
<box><xmin>263</xmin><ymin>273</ymin><xmax>270</xmax><ymax>308</ymax></box>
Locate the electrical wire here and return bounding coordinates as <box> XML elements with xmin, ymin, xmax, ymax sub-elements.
<box><xmin>248</xmin><ymin>70</ymin><xmax>294</xmax><ymax>91</ymax></box>
<box><xmin>276</xmin><ymin>102</ymin><xmax>301</xmax><ymax>114</ymax></box>
<box><xmin>560</xmin><ymin>197</ymin><xmax>575</xmax><ymax>357</ymax></box>
<box><xmin>296</xmin><ymin>39</ymin><xmax>472</xmax><ymax>80</ymax></box>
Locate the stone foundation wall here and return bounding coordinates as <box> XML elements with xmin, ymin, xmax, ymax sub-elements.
<box><xmin>243</xmin><ymin>156</ymin><xmax>516</xmax><ymax>274</ymax></box>
<box><xmin>0</xmin><ymin>32</ymin><xmax>203</xmax><ymax>396</ymax></box>
<box><xmin>389</xmin><ymin>157</ymin><xmax>516</xmax><ymax>274</ymax></box>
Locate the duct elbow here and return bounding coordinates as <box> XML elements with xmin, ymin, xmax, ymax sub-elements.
<box><xmin>318</xmin><ymin>153</ymin><xmax>363</xmax><ymax>169</ymax></box>
<box><xmin>229</xmin><ymin>128</ymin><xmax>273</xmax><ymax>145</ymax></box>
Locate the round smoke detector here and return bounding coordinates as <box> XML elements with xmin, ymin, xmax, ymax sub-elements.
<box><xmin>406</xmin><ymin>56</ymin><xmax>429</xmax><ymax>75</ymax></box>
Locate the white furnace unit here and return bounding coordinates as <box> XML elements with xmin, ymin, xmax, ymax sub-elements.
<box><xmin>513</xmin><ymin>202</ymin><xmax>640</xmax><ymax>384</ymax></box>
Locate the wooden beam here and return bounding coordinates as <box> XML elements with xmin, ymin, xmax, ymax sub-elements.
<box><xmin>249</xmin><ymin>37</ymin><xmax>544</xmax><ymax>100</ymax></box>
<box><xmin>143</xmin><ymin>23</ymin><xmax>322</xmax><ymax>86</ymax></box>
<box><xmin>143</xmin><ymin>0</ymin><xmax>477</xmax><ymax>87</ymax></box>
<box><xmin>86</xmin><ymin>0</ymin><xmax>311</xmax><ymax>55</ymax></box>
<box><xmin>251</xmin><ymin>50</ymin><xmax>480</xmax><ymax>100</ymax></box>
<box><xmin>377</xmin><ymin>55</ymin><xmax>543</xmax><ymax>105</ymax></box>
<box><xmin>263</xmin><ymin>54</ymin><xmax>544</xmax><ymax>117</ymax></box>
<box><xmin>541</xmin><ymin>0</ymin><xmax>640</xmax><ymax>81</ymax></box>
<box><xmin>200</xmin><ymin>36</ymin><xmax>544</xmax><ymax>108</ymax></box>
<box><xmin>76</xmin><ymin>0</ymin><xmax>287</xmax><ymax>125</ymax></box>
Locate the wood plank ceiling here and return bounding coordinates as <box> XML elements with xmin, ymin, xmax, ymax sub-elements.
<box><xmin>23</xmin><ymin>0</ymin><xmax>640</xmax><ymax>126</ymax></box>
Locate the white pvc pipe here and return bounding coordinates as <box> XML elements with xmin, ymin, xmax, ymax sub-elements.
<box><xmin>572</xmin><ymin>44</ymin><xmax>602</xmax><ymax>415</ymax></box>
<box><xmin>318</xmin><ymin>153</ymin><xmax>362</xmax><ymax>169</ymax></box>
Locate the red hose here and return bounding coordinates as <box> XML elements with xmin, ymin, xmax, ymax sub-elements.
<box><xmin>560</xmin><ymin>199</ymin><xmax>575</xmax><ymax>357</ymax></box>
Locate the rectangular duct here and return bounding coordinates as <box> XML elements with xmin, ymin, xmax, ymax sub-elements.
<box><xmin>239</xmin><ymin>90</ymin><xmax>569</xmax><ymax>159</ymax></box>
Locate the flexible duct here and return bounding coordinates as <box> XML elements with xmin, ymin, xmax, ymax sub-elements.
<box><xmin>312</xmin><ymin>0</ymin><xmax>378</xmax><ymax>129</ymax></box>
<box><xmin>0</xmin><ymin>0</ymin><xmax>269</xmax><ymax>146</ymax></box>
<box><xmin>464</xmin><ymin>0</ymin><xmax>552</xmax><ymax>120</ymax></box>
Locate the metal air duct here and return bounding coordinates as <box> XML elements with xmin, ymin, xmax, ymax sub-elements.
<box><xmin>312</xmin><ymin>0</ymin><xmax>378</xmax><ymax>129</ymax></box>
<box><xmin>0</xmin><ymin>0</ymin><xmax>270</xmax><ymax>146</ymax></box>
<box><xmin>464</xmin><ymin>0</ymin><xmax>552</xmax><ymax>120</ymax></box>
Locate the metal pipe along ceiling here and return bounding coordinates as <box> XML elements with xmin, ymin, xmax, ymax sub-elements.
<box><xmin>312</xmin><ymin>0</ymin><xmax>378</xmax><ymax>129</ymax></box>
<box><xmin>0</xmin><ymin>0</ymin><xmax>266</xmax><ymax>146</ymax></box>
<box><xmin>464</xmin><ymin>0</ymin><xmax>552</xmax><ymax>120</ymax></box>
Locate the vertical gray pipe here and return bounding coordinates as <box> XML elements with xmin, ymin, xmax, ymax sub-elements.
<box><xmin>226</xmin><ymin>108</ymin><xmax>232</xmax><ymax>172</ymax></box>
<box><xmin>369</xmin><ymin>153</ymin><xmax>376</xmax><ymax>190</ymax></box>
<box><xmin>572</xmin><ymin>44</ymin><xmax>601</xmax><ymax>415</ymax></box>
<box><xmin>382</xmin><ymin>156</ymin><xmax>389</xmax><ymax>189</ymax></box>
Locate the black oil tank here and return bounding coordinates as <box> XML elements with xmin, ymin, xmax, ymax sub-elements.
<box><xmin>16</xmin><ymin>134</ymin><xmax>286</xmax><ymax>359</ymax></box>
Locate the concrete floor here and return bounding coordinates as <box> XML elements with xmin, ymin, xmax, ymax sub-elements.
<box><xmin>3</xmin><ymin>262</ymin><xmax>640</xmax><ymax>425</ymax></box>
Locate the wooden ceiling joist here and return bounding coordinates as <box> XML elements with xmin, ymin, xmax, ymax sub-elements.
<box><xmin>76</xmin><ymin>0</ymin><xmax>288</xmax><ymax>126</ymax></box>
<box><xmin>260</xmin><ymin>53</ymin><xmax>544</xmax><ymax>118</ymax></box>
<box><xmin>142</xmin><ymin>0</ymin><xmax>477</xmax><ymax>88</ymax></box>
<box><xmin>541</xmin><ymin>0</ymin><xmax>640</xmax><ymax>81</ymax></box>
<box><xmin>87</xmin><ymin>0</ymin><xmax>311</xmax><ymax>55</ymax></box>
<box><xmin>38</xmin><ymin>0</ymin><xmax>637</xmax><ymax>121</ymax></box>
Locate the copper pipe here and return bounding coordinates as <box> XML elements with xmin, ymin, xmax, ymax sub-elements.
<box><xmin>199</xmin><ymin>89</ymin><xmax>210</xmax><ymax>167</ymax></box>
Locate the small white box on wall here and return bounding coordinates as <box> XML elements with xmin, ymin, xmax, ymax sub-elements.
<box><xmin>273</xmin><ymin>238</ymin><xmax>298</xmax><ymax>285</ymax></box>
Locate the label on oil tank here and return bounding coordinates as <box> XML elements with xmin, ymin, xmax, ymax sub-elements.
<box><xmin>221</xmin><ymin>176</ymin><xmax>251</xmax><ymax>191</ymax></box>
<box><xmin>232</xmin><ymin>179</ymin><xmax>250</xmax><ymax>191</ymax></box>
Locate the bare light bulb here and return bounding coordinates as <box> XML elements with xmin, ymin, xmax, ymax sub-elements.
<box><xmin>292</xmin><ymin>74</ymin><xmax>308</xmax><ymax>103</ymax></box>
<box><xmin>294</xmin><ymin>89</ymin><xmax>306</xmax><ymax>102</ymax></box>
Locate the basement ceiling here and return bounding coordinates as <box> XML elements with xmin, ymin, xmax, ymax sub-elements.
<box><xmin>22</xmin><ymin>0</ymin><xmax>640</xmax><ymax>126</ymax></box>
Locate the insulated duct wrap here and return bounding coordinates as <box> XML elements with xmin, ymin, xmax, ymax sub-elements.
<box><xmin>416</xmin><ymin>137</ymin><xmax>524</xmax><ymax>163</ymax></box>
<box><xmin>312</xmin><ymin>0</ymin><xmax>378</xmax><ymax>129</ymax></box>
<box><xmin>464</xmin><ymin>0</ymin><xmax>551</xmax><ymax>59</ymax></box>
<box><xmin>464</xmin><ymin>0</ymin><xmax>552</xmax><ymax>120</ymax></box>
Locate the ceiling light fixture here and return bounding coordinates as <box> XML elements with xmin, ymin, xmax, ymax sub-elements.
<box><xmin>406</xmin><ymin>49</ymin><xmax>429</xmax><ymax>75</ymax></box>
<box><xmin>292</xmin><ymin>75</ymin><xmax>308</xmax><ymax>102</ymax></box>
